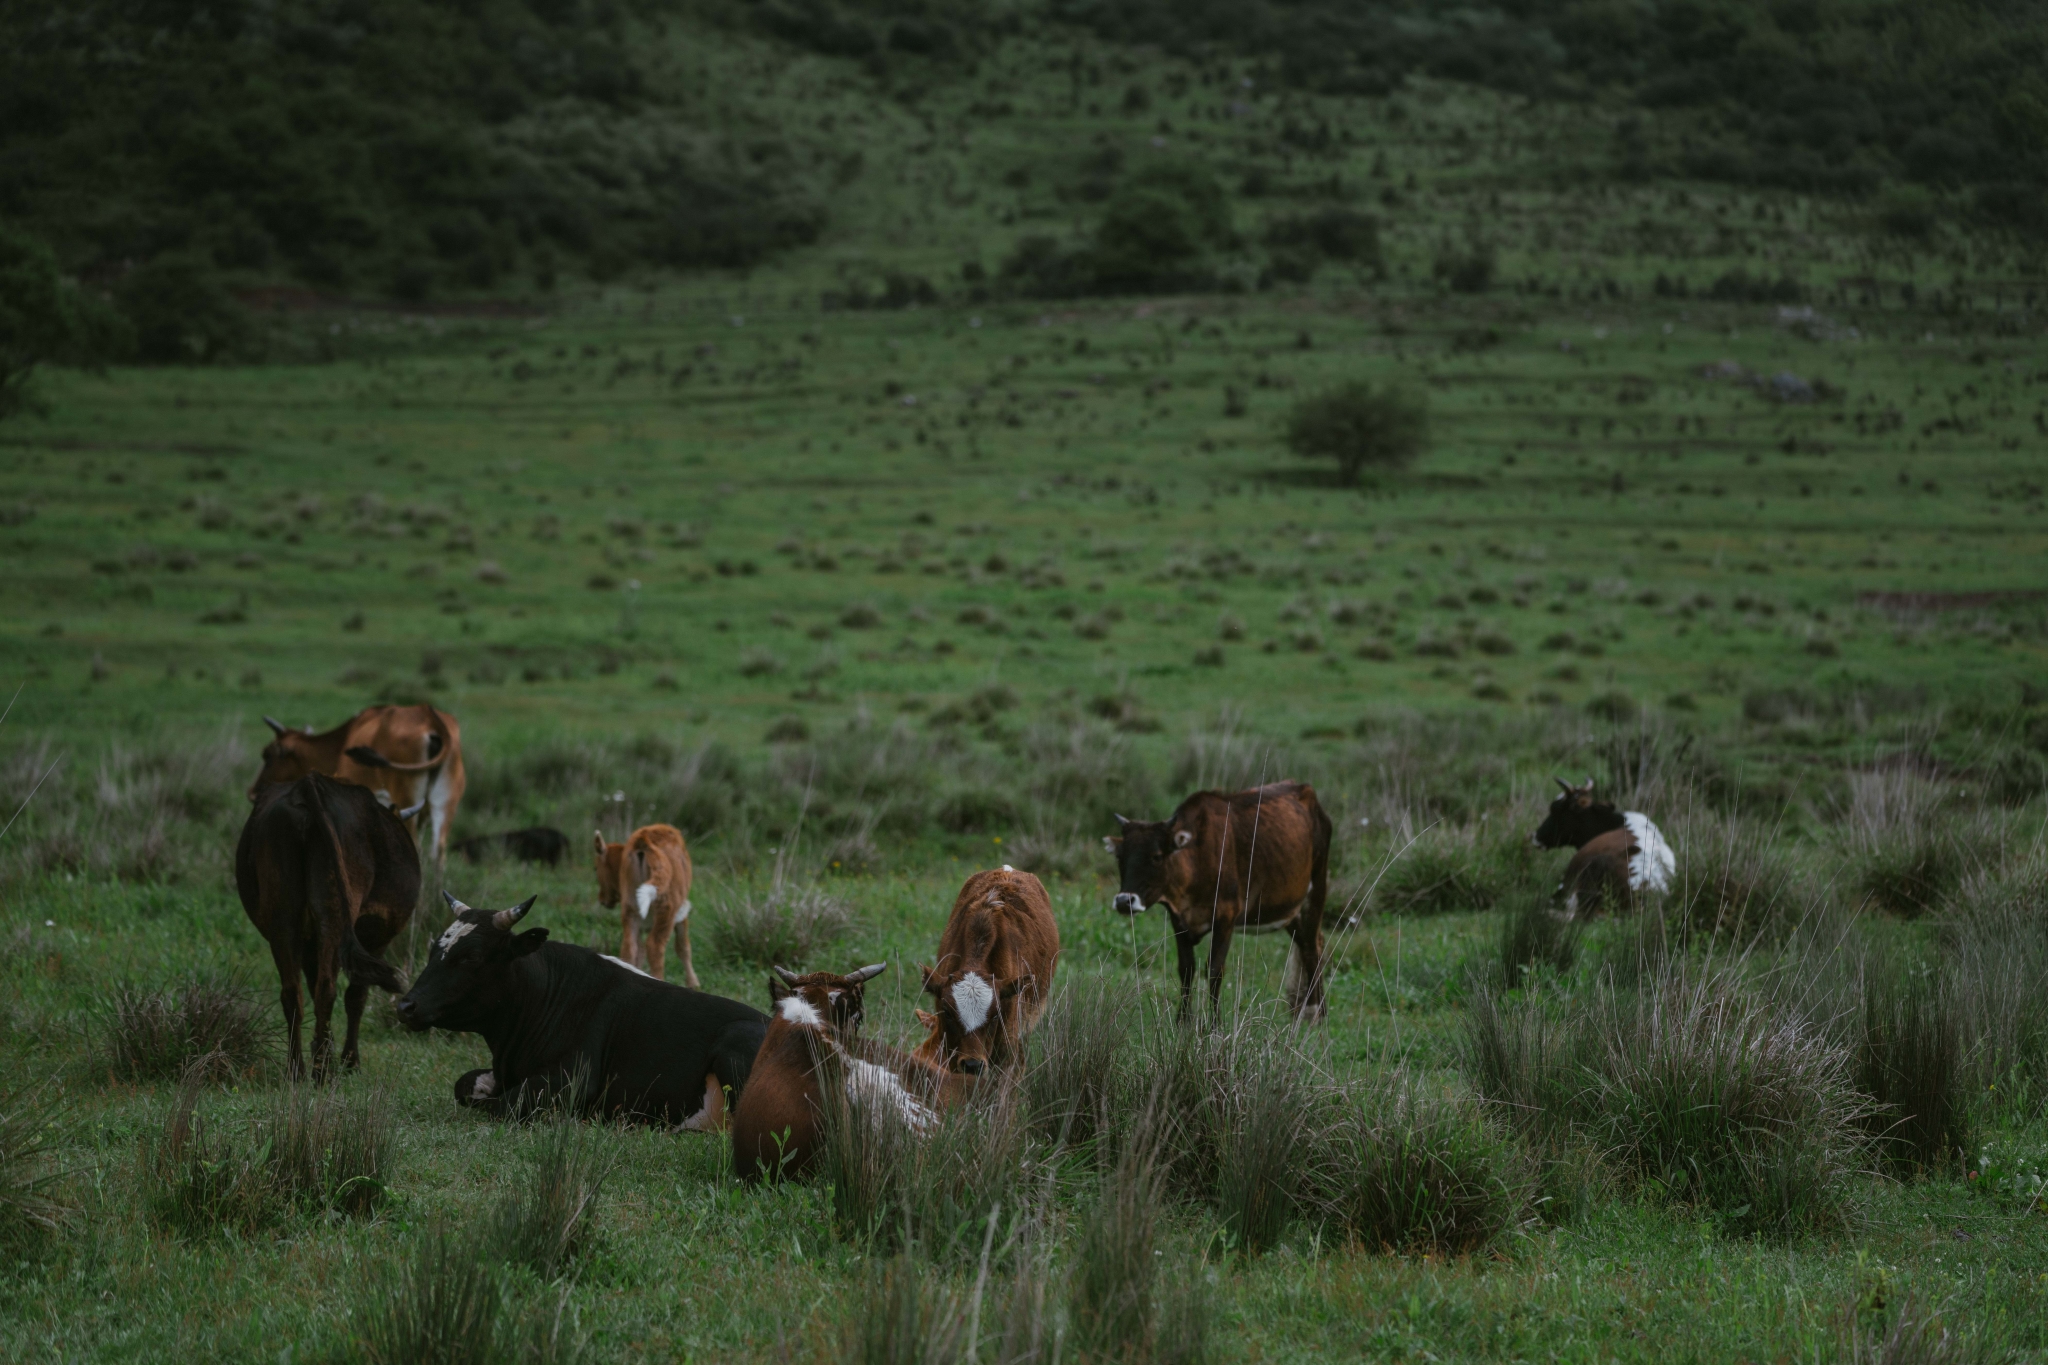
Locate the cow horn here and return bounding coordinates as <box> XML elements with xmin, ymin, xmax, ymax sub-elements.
<box><xmin>1554</xmin><ymin>777</ymin><xmax>1572</xmax><ymax>793</ymax></box>
<box><xmin>771</xmin><ymin>965</ymin><xmax>802</xmax><ymax>986</ymax></box>
<box><xmin>442</xmin><ymin>890</ymin><xmax>472</xmax><ymax>914</ymax></box>
<box><xmin>396</xmin><ymin>799</ymin><xmax>427</xmax><ymax>822</ymax></box>
<box><xmin>492</xmin><ymin>896</ymin><xmax>536</xmax><ymax>930</ymax></box>
<box><xmin>263</xmin><ymin>716</ymin><xmax>288</xmax><ymax>737</ymax></box>
<box><xmin>1114</xmin><ymin>813</ymin><xmax>1130</xmax><ymax>828</ymax></box>
<box><xmin>846</xmin><ymin>962</ymin><xmax>887</xmax><ymax>984</ymax></box>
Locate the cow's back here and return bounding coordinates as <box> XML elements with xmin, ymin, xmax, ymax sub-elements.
<box><xmin>1176</xmin><ymin>781</ymin><xmax>1327</xmax><ymax>916</ymax></box>
<box><xmin>1560</xmin><ymin>828</ymin><xmax>1635</xmax><ymax>917</ymax></box>
<box><xmin>936</xmin><ymin>867</ymin><xmax>1060</xmax><ymax>1030</ymax></box>
<box><xmin>628</xmin><ymin>824</ymin><xmax>692</xmax><ymax>898</ymax></box>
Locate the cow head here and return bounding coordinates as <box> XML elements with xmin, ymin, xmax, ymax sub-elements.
<box><xmin>592</xmin><ymin>832</ymin><xmax>626</xmax><ymax>908</ymax></box>
<box><xmin>767</xmin><ymin>962</ymin><xmax>885</xmax><ymax>1036</ymax></box>
<box><xmin>915</xmin><ymin>963</ymin><xmax>1028</xmax><ymax>1075</ymax></box>
<box><xmin>394</xmin><ymin>892</ymin><xmax>547</xmax><ymax>1032</ymax></box>
<box><xmin>247</xmin><ymin>716</ymin><xmax>319</xmax><ymax>800</ymax></box>
<box><xmin>1102</xmin><ymin>813</ymin><xmax>1192</xmax><ymax>916</ymax></box>
<box><xmin>1532</xmin><ymin>778</ymin><xmax>1625</xmax><ymax>851</ymax></box>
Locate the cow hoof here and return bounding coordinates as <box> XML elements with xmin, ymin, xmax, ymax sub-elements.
<box><xmin>454</xmin><ymin>1068</ymin><xmax>498</xmax><ymax>1107</ymax></box>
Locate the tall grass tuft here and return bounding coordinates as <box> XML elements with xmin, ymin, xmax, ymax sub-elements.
<box><xmin>272</xmin><ymin>1081</ymin><xmax>394</xmax><ymax>1215</ymax></box>
<box><xmin>1669</xmin><ymin>813</ymin><xmax>1802</xmax><ymax>940</ymax></box>
<box><xmin>1834</xmin><ymin>769</ymin><xmax>1969</xmax><ymax>916</ymax></box>
<box><xmin>1024</xmin><ymin>977</ymin><xmax>1127</xmax><ymax>1151</ymax></box>
<box><xmin>847</xmin><ymin>1252</ymin><xmax>971</xmax><ymax>1365</ymax></box>
<box><xmin>1365</xmin><ymin>821</ymin><xmax>1542</xmax><ymax>916</ymax></box>
<box><xmin>1940</xmin><ymin>850</ymin><xmax>2048</xmax><ymax>1119</ymax></box>
<box><xmin>102</xmin><ymin>973</ymin><xmax>270</xmax><ymax>1080</ymax></box>
<box><xmin>146</xmin><ymin>1061</ymin><xmax>277</xmax><ymax>1236</ymax></box>
<box><xmin>707</xmin><ymin>881</ymin><xmax>854</xmax><ymax>968</ymax></box>
<box><xmin>0</xmin><ymin>1081</ymin><xmax>68</xmax><ymax>1243</ymax></box>
<box><xmin>1068</xmin><ymin>1138</ymin><xmax>1164</xmax><ymax>1361</ymax></box>
<box><xmin>355</xmin><ymin>1223</ymin><xmax>505</xmax><ymax>1365</ymax></box>
<box><xmin>489</xmin><ymin>1118</ymin><xmax>613</xmax><ymax>1277</ymax></box>
<box><xmin>1317</xmin><ymin>1070</ymin><xmax>1528</xmax><ymax>1254</ymax></box>
<box><xmin>1844</xmin><ymin>1294</ymin><xmax>1985</xmax><ymax>1365</ymax></box>
<box><xmin>1856</xmin><ymin>961</ymin><xmax>1972</xmax><ymax>1172</ymax></box>
<box><xmin>1207</xmin><ymin>1022</ymin><xmax>1320</xmax><ymax>1255</ymax></box>
<box><xmin>822</xmin><ymin>1077</ymin><xmax>1031</xmax><ymax>1259</ymax></box>
<box><xmin>1493</xmin><ymin>895</ymin><xmax>1580</xmax><ymax>990</ymax></box>
<box><xmin>1470</xmin><ymin>963</ymin><xmax>1870</xmax><ymax>1236</ymax></box>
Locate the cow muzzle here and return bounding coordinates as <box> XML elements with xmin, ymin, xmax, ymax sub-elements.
<box><xmin>393</xmin><ymin>996</ymin><xmax>429</xmax><ymax>1032</ymax></box>
<box><xmin>1112</xmin><ymin>892</ymin><xmax>1144</xmax><ymax>916</ymax></box>
<box><xmin>957</xmin><ymin>1057</ymin><xmax>985</xmax><ymax>1076</ymax></box>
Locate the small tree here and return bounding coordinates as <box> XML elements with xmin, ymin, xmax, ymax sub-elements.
<box><xmin>0</xmin><ymin>226</ymin><xmax>107</xmax><ymax>420</ymax></box>
<box><xmin>1285</xmin><ymin>382</ymin><xmax>1429</xmax><ymax>483</ymax></box>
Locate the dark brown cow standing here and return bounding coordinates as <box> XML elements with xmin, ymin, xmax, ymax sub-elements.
<box><xmin>912</xmin><ymin>867</ymin><xmax>1061</xmax><ymax>1077</ymax></box>
<box><xmin>249</xmin><ymin>705</ymin><xmax>467</xmax><ymax>868</ymax></box>
<box><xmin>236</xmin><ymin>773</ymin><xmax>419</xmax><ymax>1079</ymax></box>
<box><xmin>1105</xmin><ymin>780</ymin><xmax>1333</xmax><ymax>1020</ymax></box>
<box><xmin>730</xmin><ymin>964</ymin><xmax>937</xmax><ymax>1183</ymax></box>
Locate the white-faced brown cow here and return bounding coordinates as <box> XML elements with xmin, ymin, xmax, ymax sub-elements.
<box><xmin>912</xmin><ymin>867</ymin><xmax>1060</xmax><ymax>1078</ymax></box>
<box><xmin>730</xmin><ymin>963</ymin><xmax>936</xmax><ymax>1183</ymax></box>
<box><xmin>1530</xmin><ymin>777</ymin><xmax>1675</xmax><ymax>918</ymax></box>
<box><xmin>593</xmin><ymin>824</ymin><xmax>696</xmax><ymax>986</ymax></box>
<box><xmin>1105</xmin><ymin>780</ymin><xmax>1333</xmax><ymax>1021</ymax></box>
<box><xmin>251</xmin><ymin>705</ymin><xmax>467</xmax><ymax>868</ymax></box>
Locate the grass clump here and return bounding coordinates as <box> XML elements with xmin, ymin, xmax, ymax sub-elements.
<box><xmin>1939</xmin><ymin>850</ymin><xmax>2048</xmax><ymax>1119</ymax></box>
<box><xmin>1493</xmin><ymin>896</ymin><xmax>1581</xmax><ymax>990</ymax></box>
<box><xmin>1854</xmin><ymin>960</ymin><xmax>1972</xmax><ymax>1173</ymax></box>
<box><xmin>1669</xmin><ymin>814</ymin><xmax>1804</xmax><ymax>940</ymax></box>
<box><xmin>823</xmin><ymin>1081</ymin><xmax>1030</xmax><ymax>1259</ymax></box>
<box><xmin>1368</xmin><ymin>823</ymin><xmax>1541</xmax><ymax>916</ymax></box>
<box><xmin>0</xmin><ymin>1081</ymin><xmax>68</xmax><ymax>1245</ymax></box>
<box><xmin>102</xmin><ymin>973</ymin><xmax>270</xmax><ymax>1081</ymax></box>
<box><xmin>487</xmin><ymin>1119</ymin><xmax>614</xmax><ymax>1278</ymax></box>
<box><xmin>707</xmin><ymin>881</ymin><xmax>854</xmax><ymax>969</ymax></box>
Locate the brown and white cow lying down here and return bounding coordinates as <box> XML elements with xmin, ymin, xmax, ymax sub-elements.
<box><xmin>730</xmin><ymin>964</ymin><xmax>940</xmax><ymax>1183</ymax></box>
<box><xmin>250</xmin><ymin>705</ymin><xmax>467</xmax><ymax>868</ymax></box>
<box><xmin>1106</xmin><ymin>780</ymin><xmax>1334</xmax><ymax>1021</ymax></box>
<box><xmin>593</xmin><ymin>824</ymin><xmax>696</xmax><ymax>986</ymax></box>
<box><xmin>913</xmin><ymin>867</ymin><xmax>1061</xmax><ymax>1078</ymax></box>
<box><xmin>1531</xmin><ymin>778</ymin><xmax>1676</xmax><ymax>918</ymax></box>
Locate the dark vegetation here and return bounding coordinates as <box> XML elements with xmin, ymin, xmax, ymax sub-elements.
<box><xmin>1283</xmin><ymin>382</ymin><xmax>1430</xmax><ymax>484</ymax></box>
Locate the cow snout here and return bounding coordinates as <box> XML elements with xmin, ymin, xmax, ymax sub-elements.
<box><xmin>394</xmin><ymin>996</ymin><xmax>426</xmax><ymax>1031</ymax></box>
<box><xmin>957</xmin><ymin>1057</ymin><xmax>985</xmax><ymax>1076</ymax></box>
<box><xmin>1111</xmin><ymin>892</ymin><xmax>1144</xmax><ymax>915</ymax></box>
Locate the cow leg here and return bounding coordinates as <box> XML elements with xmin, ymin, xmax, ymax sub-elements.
<box><xmin>340</xmin><ymin>975</ymin><xmax>371</xmax><ymax>1070</ymax></box>
<box><xmin>273</xmin><ymin>944</ymin><xmax>306</xmax><ymax>1080</ymax></box>
<box><xmin>674</xmin><ymin>909</ymin><xmax>699</xmax><ymax>989</ymax></box>
<box><xmin>1169</xmin><ymin>912</ymin><xmax>1200</xmax><ymax>1017</ymax></box>
<box><xmin>1285</xmin><ymin>918</ymin><xmax>1328</xmax><ymax>1023</ymax></box>
<box><xmin>645</xmin><ymin>908</ymin><xmax>668</xmax><ymax>981</ymax></box>
<box><xmin>1205</xmin><ymin>915</ymin><xmax>1238</xmax><ymax>1011</ymax></box>
<box><xmin>620</xmin><ymin>903</ymin><xmax>641</xmax><ymax>972</ymax></box>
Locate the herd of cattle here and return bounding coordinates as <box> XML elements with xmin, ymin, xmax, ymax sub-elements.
<box><xmin>233</xmin><ymin>703</ymin><xmax>1674</xmax><ymax>1180</ymax></box>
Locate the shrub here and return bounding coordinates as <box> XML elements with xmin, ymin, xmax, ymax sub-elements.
<box><xmin>1432</xmin><ymin>243</ymin><xmax>1495</xmax><ymax>294</ymax></box>
<box><xmin>1317</xmin><ymin>1071</ymin><xmax>1528</xmax><ymax>1254</ymax></box>
<box><xmin>1087</xmin><ymin>161</ymin><xmax>1233</xmax><ymax>295</ymax></box>
<box><xmin>1284</xmin><ymin>382</ymin><xmax>1428</xmax><ymax>483</ymax></box>
<box><xmin>1264</xmin><ymin>207</ymin><xmax>1382</xmax><ymax>271</ymax></box>
<box><xmin>115</xmin><ymin>254</ymin><xmax>249</xmax><ymax>364</ymax></box>
<box><xmin>489</xmin><ymin>1118</ymin><xmax>613</xmax><ymax>1277</ymax></box>
<box><xmin>102</xmin><ymin>974</ymin><xmax>270</xmax><ymax>1080</ymax></box>
<box><xmin>707</xmin><ymin>881</ymin><xmax>854</xmax><ymax>968</ymax></box>
<box><xmin>1</xmin><ymin>224</ymin><xmax>123</xmax><ymax>419</ymax></box>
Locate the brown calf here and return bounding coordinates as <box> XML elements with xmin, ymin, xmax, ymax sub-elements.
<box><xmin>912</xmin><ymin>867</ymin><xmax>1061</xmax><ymax>1078</ymax></box>
<box><xmin>593</xmin><ymin>824</ymin><xmax>696</xmax><ymax>986</ymax></box>
<box><xmin>730</xmin><ymin>963</ymin><xmax>938</xmax><ymax>1183</ymax></box>
<box><xmin>251</xmin><ymin>705</ymin><xmax>467</xmax><ymax>868</ymax></box>
<box><xmin>1105</xmin><ymin>780</ymin><xmax>1333</xmax><ymax>1020</ymax></box>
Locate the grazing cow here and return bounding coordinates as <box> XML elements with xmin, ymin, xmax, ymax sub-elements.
<box><xmin>593</xmin><ymin>825</ymin><xmax>696</xmax><ymax>987</ymax></box>
<box><xmin>1530</xmin><ymin>778</ymin><xmax>1675</xmax><ymax>918</ymax></box>
<box><xmin>731</xmin><ymin>963</ymin><xmax>937</xmax><ymax>1183</ymax></box>
<box><xmin>912</xmin><ymin>867</ymin><xmax>1060</xmax><ymax>1077</ymax></box>
<box><xmin>235</xmin><ymin>773</ymin><xmax>420</xmax><ymax>1079</ymax></box>
<box><xmin>251</xmin><ymin>705</ymin><xmax>467</xmax><ymax>868</ymax></box>
<box><xmin>451</xmin><ymin>827</ymin><xmax>571</xmax><ymax>868</ymax></box>
<box><xmin>393</xmin><ymin>892</ymin><xmax>766</xmax><ymax>1126</ymax></box>
<box><xmin>1105</xmin><ymin>780</ymin><xmax>1333</xmax><ymax>1020</ymax></box>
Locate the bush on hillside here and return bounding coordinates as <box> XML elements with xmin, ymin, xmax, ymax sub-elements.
<box><xmin>0</xmin><ymin>226</ymin><xmax>124</xmax><ymax>417</ymax></box>
<box><xmin>1285</xmin><ymin>382</ymin><xmax>1429</xmax><ymax>483</ymax></box>
<box><xmin>1000</xmin><ymin>160</ymin><xmax>1234</xmax><ymax>298</ymax></box>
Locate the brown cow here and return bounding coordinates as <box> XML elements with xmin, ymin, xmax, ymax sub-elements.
<box><xmin>592</xmin><ymin>824</ymin><xmax>696</xmax><ymax>986</ymax></box>
<box><xmin>1105</xmin><ymin>780</ymin><xmax>1333</xmax><ymax>1021</ymax></box>
<box><xmin>912</xmin><ymin>867</ymin><xmax>1060</xmax><ymax>1078</ymax></box>
<box><xmin>236</xmin><ymin>773</ymin><xmax>419</xmax><ymax>1079</ymax></box>
<box><xmin>251</xmin><ymin>705</ymin><xmax>467</xmax><ymax>868</ymax></box>
<box><xmin>730</xmin><ymin>963</ymin><xmax>936</xmax><ymax>1183</ymax></box>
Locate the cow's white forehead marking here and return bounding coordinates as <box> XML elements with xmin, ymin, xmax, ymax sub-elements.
<box><xmin>1001</xmin><ymin>864</ymin><xmax>1014</xmax><ymax>872</ymax></box>
<box><xmin>951</xmin><ymin>973</ymin><xmax>995</xmax><ymax>1034</ymax></box>
<box><xmin>635</xmin><ymin>882</ymin><xmax>657</xmax><ymax>918</ymax></box>
<box><xmin>437</xmin><ymin>920</ymin><xmax>477</xmax><ymax>952</ymax></box>
<box><xmin>600</xmin><ymin>954</ymin><xmax>651</xmax><ymax>978</ymax></box>
<box><xmin>778</xmin><ymin>995</ymin><xmax>824</xmax><ymax>1027</ymax></box>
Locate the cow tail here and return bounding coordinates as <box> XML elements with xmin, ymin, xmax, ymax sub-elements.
<box><xmin>345</xmin><ymin>928</ymin><xmax>407</xmax><ymax>994</ymax></box>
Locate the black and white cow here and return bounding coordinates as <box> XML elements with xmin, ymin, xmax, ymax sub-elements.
<box><xmin>393</xmin><ymin>892</ymin><xmax>767</xmax><ymax>1126</ymax></box>
<box><xmin>1530</xmin><ymin>778</ymin><xmax>1676</xmax><ymax>918</ymax></box>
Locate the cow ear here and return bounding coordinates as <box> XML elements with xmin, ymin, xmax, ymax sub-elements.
<box><xmin>1102</xmin><ymin>835</ymin><xmax>1120</xmax><ymax>854</ymax></box>
<box><xmin>1172</xmin><ymin>829</ymin><xmax>1193</xmax><ymax>849</ymax></box>
<box><xmin>915</xmin><ymin>1008</ymin><xmax>939</xmax><ymax>1031</ymax></box>
<box><xmin>918</xmin><ymin>962</ymin><xmax>939</xmax><ymax>994</ymax></box>
<box><xmin>593</xmin><ymin>831</ymin><xmax>608</xmax><ymax>857</ymax></box>
<box><xmin>508</xmin><ymin>928</ymin><xmax>549</xmax><ymax>958</ymax></box>
<box><xmin>769</xmin><ymin>977</ymin><xmax>791</xmax><ymax>1003</ymax></box>
<box><xmin>999</xmin><ymin>974</ymin><xmax>1031</xmax><ymax>1000</ymax></box>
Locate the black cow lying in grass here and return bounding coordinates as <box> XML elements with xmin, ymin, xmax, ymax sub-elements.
<box><xmin>394</xmin><ymin>892</ymin><xmax>768</xmax><ymax>1126</ymax></box>
<box><xmin>1530</xmin><ymin>778</ymin><xmax>1676</xmax><ymax>918</ymax></box>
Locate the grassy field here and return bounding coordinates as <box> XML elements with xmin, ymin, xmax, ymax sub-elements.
<box><xmin>5</xmin><ymin>21</ymin><xmax>2048</xmax><ymax>1365</ymax></box>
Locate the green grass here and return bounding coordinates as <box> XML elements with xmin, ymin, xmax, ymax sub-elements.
<box><xmin>4</xmin><ymin>19</ymin><xmax>2048</xmax><ymax>1364</ymax></box>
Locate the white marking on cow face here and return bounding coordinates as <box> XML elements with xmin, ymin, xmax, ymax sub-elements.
<box><xmin>845</xmin><ymin>1059</ymin><xmax>936</xmax><ymax>1134</ymax></box>
<box><xmin>470</xmin><ymin>1071</ymin><xmax>497</xmax><ymax>1099</ymax></box>
<box><xmin>951</xmin><ymin>973</ymin><xmax>995</xmax><ymax>1034</ymax></box>
<box><xmin>778</xmin><ymin>994</ymin><xmax>824</xmax><ymax>1027</ymax></box>
<box><xmin>635</xmin><ymin>882</ymin><xmax>658</xmax><ymax>918</ymax></box>
<box><xmin>601</xmin><ymin>954</ymin><xmax>652</xmax><ymax>978</ymax></box>
<box><xmin>437</xmin><ymin>920</ymin><xmax>477</xmax><ymax>953</ymax></box>
<box><xmin>1002</xmin><ymin>864</ymin><xmax>1014</xmax><ymax>872</ymax></box>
